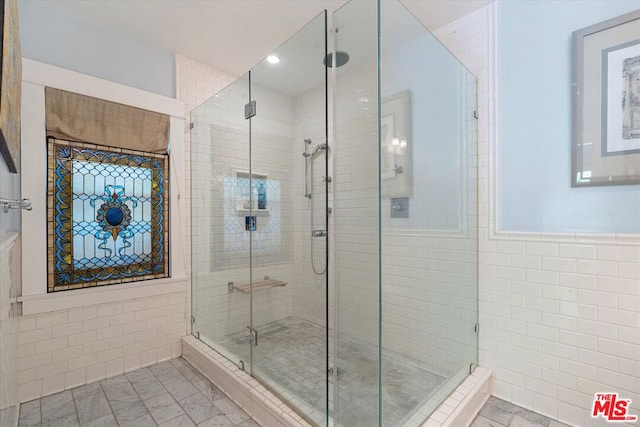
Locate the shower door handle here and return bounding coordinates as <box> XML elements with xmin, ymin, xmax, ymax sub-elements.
<box><xmin>312</xmin><ymin>230</ymin><xmax>327</xmax><ymax>237</ymax></box>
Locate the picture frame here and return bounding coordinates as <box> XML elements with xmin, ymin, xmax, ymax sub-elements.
<box><xmin>381</xmin><ymin>90</ymin><xmax>412</xmax><ymax>197</ymax></box>
<box><xmin>0</xmin><ymin>0</ymin><xmax>21</xmax><ymax>174</ymax></box>
<box><xmin>572</xmin><ymin>9</ymin><xmax>640</xmax><ymax>187</ymax></box>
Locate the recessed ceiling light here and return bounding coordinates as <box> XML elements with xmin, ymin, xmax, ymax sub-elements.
<box><xmin>266</xmin><ymin>55</ymin><xmax>280</xmax><ymax>64</ymax></box>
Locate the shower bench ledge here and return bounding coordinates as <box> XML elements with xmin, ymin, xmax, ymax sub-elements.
<box><xmin>233</xmin><ymin>278</ymin><xmax>287</xmax><ymax>293</ymax></box>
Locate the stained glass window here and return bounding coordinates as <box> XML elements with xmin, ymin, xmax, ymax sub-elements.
<box><xmin>47</xmin><ymin>138</ymin><xmax>169</xmax><ymax>292</ymax></box>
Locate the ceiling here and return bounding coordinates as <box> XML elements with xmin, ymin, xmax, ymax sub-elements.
<box><xmin>29</xmin><ymin>0</ymin><xmax>492</xmax><ymax>78</ymax></box>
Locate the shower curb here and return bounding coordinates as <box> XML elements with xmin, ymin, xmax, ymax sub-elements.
<box><xmin>422</xmin><ymin>367</ymin><xmax>492</xmax><ymax>427</ymax></box>
<box><xmin>182</xmin><ymin>335</ymin><xmax>312</xmax><ymax>427</ymax></box>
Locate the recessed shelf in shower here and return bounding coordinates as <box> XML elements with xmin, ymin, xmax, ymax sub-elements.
<box><xmin>233</xmin><ymin>169</ymin><xmax>269</xmax><ymax>212</ymax></box>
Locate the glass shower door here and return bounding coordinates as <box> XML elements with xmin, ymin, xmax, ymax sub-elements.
<box><xmin>190</xmin><ymin>73</ymin><xmax>253</xmax><ymax>370</ymax></box>
<box><xmin>249</xmin><ymin>11</ymin><xmax>328</xmax><ymax>426</ymax></box>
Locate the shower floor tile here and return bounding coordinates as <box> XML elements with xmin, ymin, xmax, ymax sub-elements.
<box><xmin>18</xmin><ymin>359</ymin><xmax>256</xmax><ymax>427</ymax></box>
<box><xmin>218</xmin><ymin>316</ymin><xmax>445</xmax><ymax>427</ymax></box>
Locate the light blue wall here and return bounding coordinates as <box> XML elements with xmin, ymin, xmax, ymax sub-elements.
<box><xmin>382</xmin><ymin>32</ymin><xmax>475</xmax><ymax>231</ymax></box>
<box><xmin>498</xmin><ymin>0</ymin><xmax>640</xmax><ymax>233</ymax></box>
<box><xmin>18</xmin><ymin>1</ymin><xmax>174</xmax><ymax>98</ymax></box>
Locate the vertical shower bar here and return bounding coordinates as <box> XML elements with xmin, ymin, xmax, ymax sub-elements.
<box><xmin>304</xmin><ymin>138</ymin><xmax>312</xmax><ymax>199</ymax></box>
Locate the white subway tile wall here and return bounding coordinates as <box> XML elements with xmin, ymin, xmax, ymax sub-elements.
<box><xmin>435</xmin><ymin>4</ymin><xmax>639</xmax><ymax>427</ymax></box>
<box><xmin>188</xmin><ymin>64</ymin><xmax>296</xmax><ymax>343</ymax></box>
<box><xmin>180</xmin><ymin>43</ymin><xmax>332</xmax><ymax>356</ymax></box>
<box><xmin>17</xmin><ymin>292</ymin><xmax>186</xmax><ymax>402</ymax></box>
<box><xmin>0</xmin><ymin>236</ymin><xmax>20</xmax><ymax>425</ymax></box>
<box><xmin>176</xmin><ymin>54</ymin><xmax>239</xmax><ymax>335</ymax></box>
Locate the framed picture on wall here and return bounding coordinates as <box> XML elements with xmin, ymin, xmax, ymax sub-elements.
<box><xmin>572</xmin><ymin>9</ymin><xmax>640</xmax><ymax>187</ymax></box>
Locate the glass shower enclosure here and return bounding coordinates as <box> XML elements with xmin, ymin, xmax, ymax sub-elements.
<box><xmin>190</xmin><ymin>11</ymin><xmax>330</xmax><ymax>425</ymax></box>
<box><xmin>191</xmin><ymin>1</ymin><xmax>478</xmax><ymax>425</ymax></box>
<box><xmin>333</xmin><ymin>1</ymin><xmax>478</xmax><ymax>425</ymax></box>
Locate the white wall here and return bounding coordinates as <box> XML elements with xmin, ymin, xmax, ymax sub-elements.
<box><xmin>0</xmin><ymin>236</ymin><xmax>20</xmax><ymax>425</ymax></box>
<box><xmin>0</xmin><ymin>78</ymin><xmax>20</xmax><ymax>423</ymax></box>
<box><xmin>435</xmin><ymin>3</ymin><xmax>640</xmax><ymax>426</ymax></box>
<box><xmin>17</xmin><ymin>60</ymin><xmax>188</xmax><ymax>402</ymax></box>
<box><xmin>0</xmin><ymin>160</ymin><xmax>20</xmax><ymax>244</ymax></box>
<box><xmin>18</xmin><ymin>1</ymin><xmax>175</xmax><ymax>98</ymax></box>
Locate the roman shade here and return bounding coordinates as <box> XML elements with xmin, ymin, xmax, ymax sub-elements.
<box><xmin>45</xmin><ymin>87</ymin><xmax>169</xmax><ymax>153</ymax></box>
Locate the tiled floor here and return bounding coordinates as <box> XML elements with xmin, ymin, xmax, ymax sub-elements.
<box><xmin>18</xmin><ymin>353</ymin><xmax>572</xmax><ymax>427</ymax></box>
<box><xmin>18</xmin><ymin>358</ymin><xmax>258</xmax><ymax>427</ymax></box>
<box><xmin>218</xmin><ymin>316</ymin><xmax>444</xmax><ymax>427</ymax></box>
<box><xmin>471</xmin><ymin>397</ymin><xmax>571</xmax><ymax>427</ymax></box>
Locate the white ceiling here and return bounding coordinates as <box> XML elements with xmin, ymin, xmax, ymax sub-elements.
<box><xmin>30</xmin><ymin>0</ymin><xmax>492</xmax><ymax>78</ymax></box>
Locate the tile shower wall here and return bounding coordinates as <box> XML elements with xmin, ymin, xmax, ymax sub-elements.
<box><xmin>175</xmin><ymin>54</ymin><xmax>237</xmax><ymax>335</ymax></box>
<box><xmin>291</xmin><ymin>83</ymin><xmax>331</xmax><ymax>330</ymax></box>
<box><xmin>332</xmin><ymin>33</ymin><xmax>478</xmax><ymax>381</ymax></box>
<box><xmin>435</xmin><ymin>4</ymin><xmax>640</xmax><ymax>426</ymax></box>
<box><xmin>182</xmin><ymin>55</ymin><xmax>296</xmax><ymax>342</ymax></box>
<box><xmin>178</xmin><ymin>56</ymin><xmax>331</xmax><ymax>362</ymax></box>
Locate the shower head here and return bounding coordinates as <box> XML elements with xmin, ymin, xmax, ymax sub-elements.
<box><xmin>324</xmin><ymin>51</ymin><xmax>350</xmax><ymax>68</ymax></box>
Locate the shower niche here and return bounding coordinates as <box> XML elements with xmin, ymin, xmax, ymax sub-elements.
<box><xmin>190</xmin><ymin>1</ymin><xmax>478</xmax><ymax>426</ymax></box>
<box><xmin>232</xmin><ymin>170</ymin><xmax>270</xmax><ymax>216</ymax></box>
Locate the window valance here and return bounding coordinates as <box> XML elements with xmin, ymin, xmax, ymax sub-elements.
<box><xmin>45</xmin><ymin>87</ymin><xmax>169</xmax><ymax>153</ymax></box>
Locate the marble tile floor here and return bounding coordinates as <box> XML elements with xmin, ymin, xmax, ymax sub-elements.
<box><xmin>18</xmin><ymin>358</ymin><xmax>259</xmax><ymax>427</ymax></box>
<box><xmin>218</xmin><ymin>316</ymin><xmax>445</xmax><ymax>427</ymax></box>
<box><xmin>16</xmin><ymin>353</ymin><xmax>574</xmax><ymax>427</ymax></box>
<box><xmin>471</xmin><ymin>397</ymin><xmax>572</xmax><ymax>427</ymax></box>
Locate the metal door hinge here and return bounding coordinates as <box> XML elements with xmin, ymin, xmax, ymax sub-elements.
<box><xmin>246</xmin><ymin>326</ymin><xmax>258</xmax><ymax>346</ymax></box>
<box><xmin>194</xmin><ymin>331</ymin><xmax>200</xmax><ymax>339</ymax></box>
<box><xmin>470</xmin><ymin>363</ymin><xmax>476</xmax><ymax>374</ymax></box>
<box><xmin>474</xmin><ymin>323</ymin><xmax>479</xmax><ymax>334</ymax></box>
<box><xmin>238</xmin><ymin>360</ymin><xmax>245</xmax><ymax>371</ymax></box>
<box><xmin>191</xmin><ymin>316</ymin><xmax>195</xmax><ymax>324</ymax></box>
<box><xmin>245</xmin><ymin>100</ymin><xmax>256</xmax><ymax>119</ymax></box>
<box><xmin>190</xmin><ymin>122</ymin><xmax>194</xmax><ymax>129</ymax></box>
<box><xmin>473</xmin><ymin>110</ymin><xmax>479</xmax><ymax>119</ymax></box>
